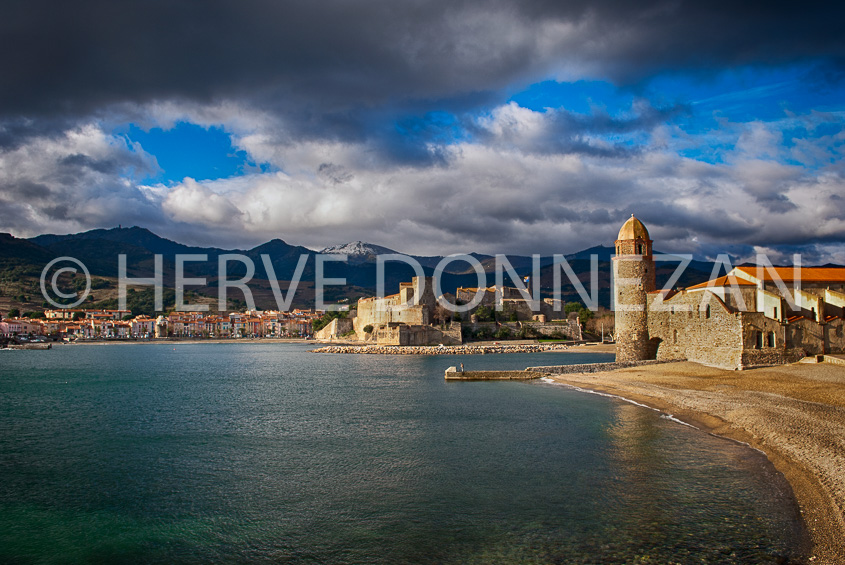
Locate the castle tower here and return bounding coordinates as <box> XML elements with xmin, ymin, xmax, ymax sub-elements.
<box><xmin>613</xmin><ymin>215</ymin><xmax>656</xmax><ymax>362</ymax></box>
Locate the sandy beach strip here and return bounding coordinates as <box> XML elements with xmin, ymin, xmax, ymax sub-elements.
<box><xmin>546</xmin><ymin>360</ymin><xmax>845</xmax><ymax>564</ymax></box>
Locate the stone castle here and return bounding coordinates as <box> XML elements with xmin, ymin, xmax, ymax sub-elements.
<box><xmin>613</xmin><ymin>215</ymin><xmax>845</xmax><ymax>369</ymax></box>
<box><xmin>316</xmin><ymin>275</ymin><xmax>581</xmax><ymax>345</ymax></box>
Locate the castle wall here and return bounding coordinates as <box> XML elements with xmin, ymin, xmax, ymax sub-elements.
<box><xmin>314</xmin><ymin>317</ymin><xmax>355</xmax><ymax>341</ymax></box>
<box><xmin>354</xmin><ymin>276</ymin><xmax>440</xmax><ymax>337</ymax></box>
<box><xmin>465</xmin><ymin>319</ymin><xmax>582</xmax><ymax>340</ymax></box>
<box><xmin>356</xmin><ymin>297</ymin><xmax>427</xmax><ymax>327</ymax></box>
<box><xmin>498</xmin><ymin>299</ymin><xmax>566</xmax><ymax>322</ymax></box>
<box><xmin>375</xmin><ymin>323</ymin><xmax>461</xmax><ymax>346</ymax></box>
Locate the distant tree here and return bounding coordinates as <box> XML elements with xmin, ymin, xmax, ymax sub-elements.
<box><xmin>518</xmin><ymin>325</ymin><xmax>541</xmax><ymax>339</ymax></box>
<box><xmin>363</xmin><ymin>324</ymin><xmax>374</xmax><ymax>334</ymax></box>
<box><xmin>474</xmin><ymin>326</ymin><xmax>493</xmax><ymax>340</ymax></box>
<box><xmin>432</xmin><ymin>304</ymin><xmax>451</xmax><ymax>325</ymax></box>
<box><xmin>312</xmin><ymin>311</ymin><xmax>347</xmax><ymax>332</ymax></box>
<box><xmin>8</xmin><ymin>308</ymin><xmax>20</xmax><ymax>318</ymax></box>
<box><xmin>494</xmin><ymin>326</ymin><xmax>512</xmax><ymax>339</ymax></box>
<box><xmin>585</xmin><ymin>308</ymin><xmax>614</xmax><ymax>339</ymax></box>
<box><xmin>564</xmin><ymin>302</ymin><xmax>582</xmax><ymax>314</ymax></box>
<box><xmin>123</xmin><ymin>314</ymin><xmax>134</xmax><ymax>321</ymax></box>
<box><xmin>90</xmin><ymin>278</ymin><xmax>112</xmax><ymax>290</ymax></box>
<box><xmin>565</xmin><ymin>301</ymin><xmax>595</xmax><ymax>324</ymax></box>
<box><xmin>474</xmin><ymin>305</ymin><xmax>494</xmax><ymax>322</ymax></box>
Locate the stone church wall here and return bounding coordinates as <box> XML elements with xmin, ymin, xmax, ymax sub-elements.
<box><xmin>648</xmin><ymin>291</ymin><xmax>744</xmax><ymax>369</ymax></box>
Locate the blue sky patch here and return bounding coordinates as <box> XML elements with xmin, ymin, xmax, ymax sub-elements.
<box><xmin>122</xmin><ymin>122</ymin><xmax>260</xmax><ymax>183</ymax></box>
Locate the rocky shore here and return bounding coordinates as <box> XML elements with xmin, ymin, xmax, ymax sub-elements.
<box><xmin>310</xmin><ymin>343</ymin><xmax>577</xmax><ymax>355</ymax></box>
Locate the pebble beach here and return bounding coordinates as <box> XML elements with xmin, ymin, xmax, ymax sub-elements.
<box><xmin>545</xmin><ymin>360</ymin><xmax>845</xmax><ymax>565</ymax></box>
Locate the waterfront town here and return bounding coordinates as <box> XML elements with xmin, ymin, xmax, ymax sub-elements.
<box><xmin>0</xmin><ymin>308</ymin><xmax>322</xmax><ymax>340</ymax></box>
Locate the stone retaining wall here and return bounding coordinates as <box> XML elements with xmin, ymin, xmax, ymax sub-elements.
<box><xmin>525</xmin><ymin>359</ymin><xmax>672</xmax><ymax>374</ymax></box>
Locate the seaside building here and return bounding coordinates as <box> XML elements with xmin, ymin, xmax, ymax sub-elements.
<box><xmin>317</xmin><ymin>276</ymin><xmax>463</xmax><ymax>345</ymax></box>
<box><xmin>614</xmin><ymin>215</ymin><xmax>845</xmax><ymax>369</ymax></box>
<box><xmin>316</xmin><ymin>275</ymin><xmax>582</xmax><ymax>345</ymax></box>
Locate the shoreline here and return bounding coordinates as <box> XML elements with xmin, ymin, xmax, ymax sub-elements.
<box><xmin>53</xmin><ymin>338</ymin><xmax>315</xmax><ymax>346</ymax></box>
<box><xmin>310</xmin><ymin>342</ymin><xmax>616</xmax><ymax>355</ymax></box>
<box><xmin>543</xmin><ymin>361</ymin><xmax>845</xmax><ymax>565</ymax></box>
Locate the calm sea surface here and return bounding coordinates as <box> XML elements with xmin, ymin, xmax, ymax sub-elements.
<box><xmin>0</xmin><ymin>343</ymin><xmax>805</xmax><ymax>563</ymax></box>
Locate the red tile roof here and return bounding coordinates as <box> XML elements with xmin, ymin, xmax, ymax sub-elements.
<box><xmin>735</xmin><ymin>266</ymin><xmax>845</xmax><ymax>283</ymax></box>
<box><xmin>687</xmin><ymin>275</ymin><xmax>758</xmax><ymax>290</ymax></box>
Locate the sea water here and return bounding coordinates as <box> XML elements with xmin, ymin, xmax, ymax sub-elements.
<box><xmin>0</xmin><ymin>343</ymin><xmax>805</xmax><ymax>563</ymax></box>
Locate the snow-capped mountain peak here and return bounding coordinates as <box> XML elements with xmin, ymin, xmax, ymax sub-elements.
<box><xmin>319</xmin><ymin>241</ymin><xmax>398</xmax><ymax>257</ymax></box>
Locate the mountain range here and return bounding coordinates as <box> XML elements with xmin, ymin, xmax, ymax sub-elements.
<box><xmin>2</xmin><ymin>226</ymin><xmax>737</xmax><ymax>311</ymax></box>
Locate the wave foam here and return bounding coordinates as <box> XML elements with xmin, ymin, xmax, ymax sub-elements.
<box><xmin>539</xmin><ymin>377</ymin><xmax>699</xmax><ymax>430</ymax></box>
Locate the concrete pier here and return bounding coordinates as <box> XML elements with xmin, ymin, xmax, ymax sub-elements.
<box><xmin>444</xmin><ymin>366</ymin><xmax>541</xmax><ymax>380</ymax></box>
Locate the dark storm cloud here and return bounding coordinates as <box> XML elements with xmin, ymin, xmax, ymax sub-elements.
<box><xmin>0</xmin><ymin>179</ymin><xmax>52</xmax><ymax>199</ymax></box>
<box><xmin>2</xmin><ymin>0</ymin><xmax>845</xmax><ymax>257</ymax></box>
<box><xmin>1</xmin><ymin>0</ymin><xmax>843</xmax><ymax>129</ymax></box>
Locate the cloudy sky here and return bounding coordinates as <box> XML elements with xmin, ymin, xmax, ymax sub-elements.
<box><xmin>1</xmin><ymin>0</ymin><xmax>844</xmax><ymax>261</ymax></box>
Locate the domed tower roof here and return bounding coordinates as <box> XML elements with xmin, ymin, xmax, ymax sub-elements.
<box><xmin>617</xmin><ymin>214</ymin><xmax>650</xmax><ymax>241</ymax></box>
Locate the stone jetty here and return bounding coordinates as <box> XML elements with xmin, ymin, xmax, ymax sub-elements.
<box><xmin>444</xmin><ymin>366</ymin><xmax>542</xmax><ymax>380</ymax></box>
<box><xmin>310</xmin><ymin>343</ymin><xmax>574</xmax><ymax>355</ymax></box>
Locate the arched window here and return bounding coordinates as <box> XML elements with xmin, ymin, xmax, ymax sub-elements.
<box><xmin>755</xmin><ymin>331</ymin><xmax>763</xmax><ymax>349</ymax></box>
<box><xmin>673</xmin><ymin>329</ymin><xmax>678</xmax><ymax>344</ymax></box>
<box><xmin>705</xmin><ymin>305</ymin><xmax>711</xmax><ymax>319</ymax></box>
<box><xmin>767</xmin><ymin>332</ymin><xmax>775</xmax><ymax>348</ymax></box>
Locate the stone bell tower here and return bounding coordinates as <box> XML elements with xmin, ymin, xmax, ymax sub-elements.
<box><xmin>613</xmin><ymin>214</ymin><xmax>655</xmax><ymax>362</ymax></box>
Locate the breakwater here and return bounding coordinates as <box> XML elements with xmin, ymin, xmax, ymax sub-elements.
<box><xmin>311</xmin><ymin>343</ymin><xmax>574</xmax><ymax>355</ymax></box>
<box><xmin>526</xmin><ymin>359</ymin><xmax>671</xmax><ymax>374</ymax></box>
<box><xmin>445</xmin><ymin>367</ymin><xmax>540</xmax><ymax>380</ymax></box>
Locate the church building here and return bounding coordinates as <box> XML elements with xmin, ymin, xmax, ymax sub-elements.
<box><xmin>613</xmin><ymin>215</ymin><xmax>845</xmax><ymax>369</ymax></box>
